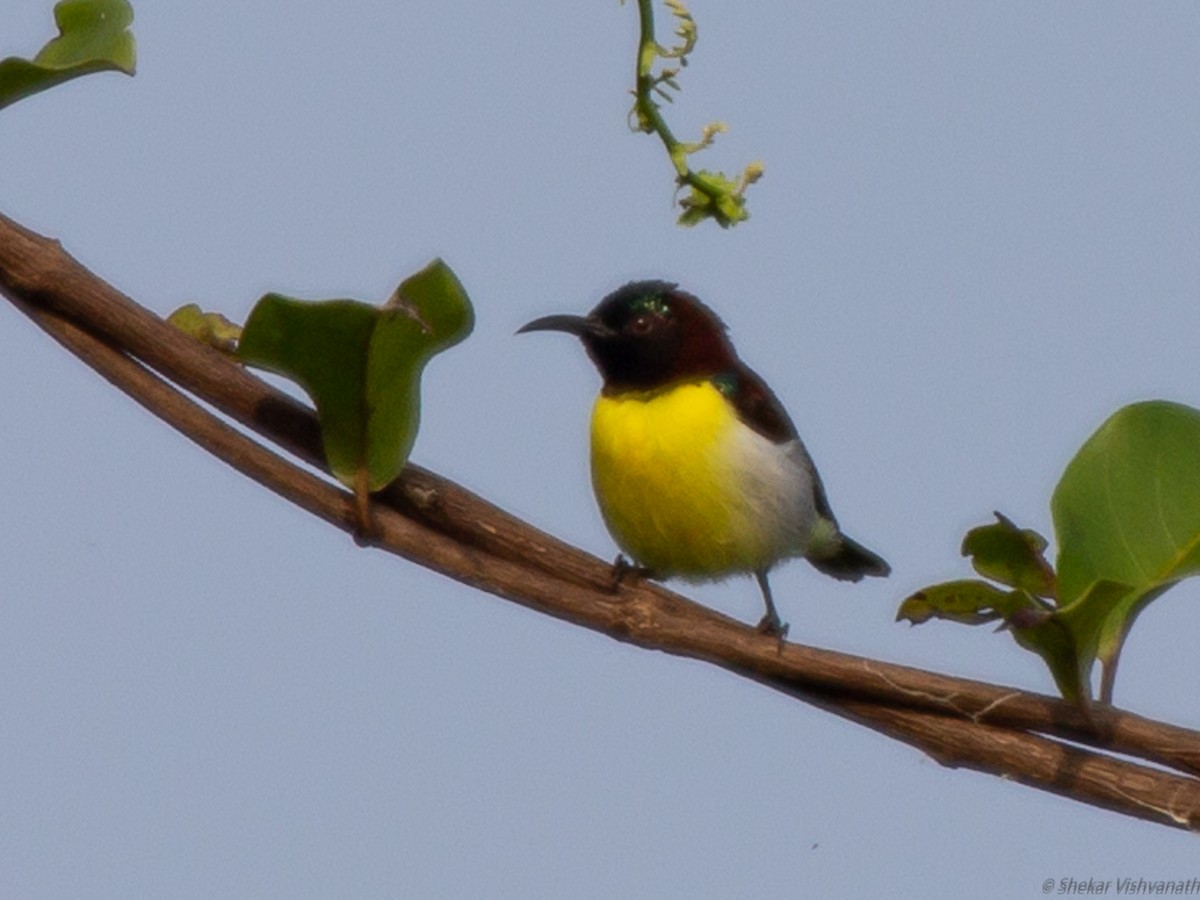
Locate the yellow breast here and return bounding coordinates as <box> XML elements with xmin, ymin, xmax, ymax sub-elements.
<box><xmin>590</xmin><ymin>380</ymin><xmax>809</xmax><ymax>578</ymax></box>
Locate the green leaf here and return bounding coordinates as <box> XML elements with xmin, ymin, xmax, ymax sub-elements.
<box><xmin>961</xmin><ymin>512</ymin><xmax>1056</xmax><ymax>598</ymax></box>
<box><xmin>897</xmin><ymin>579</ymin><xmax>1041</xmax><ymax>626</ymax></box>
<box><xmin>237</xmin><ymin>260</ymin><xmax>473</xmax><ymax>494</ymax></box>
<box><xmin>0</xmin><ymin>0</ymin><xmax>136</xmax><ymax>112</ymax></box>
<box><xmin>1053</xmin><ymin>401</ymin><xmax>1200</xmax><ymax>600</ymax></box>
<box><xmin>238</xmin><ymin>297</ymin><xmax>377</xmax><ymax>485</ymax></box>
<box><xmin>1051</xmin><ymin>400</ymin><xmax>1200</xmax><ymax>700</ymax></box>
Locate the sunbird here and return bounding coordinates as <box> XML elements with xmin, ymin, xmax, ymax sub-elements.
<box><xmin>519</xmin><ymin>280</ymin><xmax>889</xmax><ymax>636</ymax></box>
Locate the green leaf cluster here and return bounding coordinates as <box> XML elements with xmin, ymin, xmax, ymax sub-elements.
<box><xmin>0</xmin><ymin>0</ymin><xmax>135</xmax><ymax>112</ymax></box>
<box><xmin>900</xmin><ymin>401</ymin><xmax>1200</xmax><ymax>707</ymax></box>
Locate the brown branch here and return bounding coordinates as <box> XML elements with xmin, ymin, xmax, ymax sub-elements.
<box><xmin>4</xmin><ymin>209</ymin><xmax>1200</xmax><ymax>831</ymax></box>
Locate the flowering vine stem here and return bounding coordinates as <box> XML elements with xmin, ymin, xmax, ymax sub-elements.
<box><xmin>629</xmin><ymin>0</ymin><xmax>762</xmax><ymax>227</ymax></box>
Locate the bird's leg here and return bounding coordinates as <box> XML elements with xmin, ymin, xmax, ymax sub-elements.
<box><xmin>609</xmin><ymin>554</ymin><xmax>656</xmax><ymax>592</ymax></box>
<box><xmin>754</xmin><ymin>570</ymin><xmax>789</xmax><ymax>639</ymax></box>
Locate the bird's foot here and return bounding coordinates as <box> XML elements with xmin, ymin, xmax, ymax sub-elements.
<box><xmin>609</xmin><ymin>555</ymin><xmax>655</xmax><ymax>593</ymax></box>
<box><xmin>756</xmin><ymin>612</ymin><xmax>790</xmax><ymax>641</ymax></box>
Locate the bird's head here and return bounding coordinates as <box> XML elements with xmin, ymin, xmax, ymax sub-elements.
<box><xmin>518</xmin><ymin>280</ymin><xmax>738</xmax><ymax>392</ymax></box>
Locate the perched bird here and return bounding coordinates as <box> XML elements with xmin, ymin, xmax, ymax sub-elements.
<box><xmin>518</xmin><ymin>280</ymin><xmax>889</xmax><ymax>636</ymax></box>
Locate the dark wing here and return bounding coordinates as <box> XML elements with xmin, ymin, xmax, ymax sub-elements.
<box><xmin>717</xmin><ymin>364</ymin><xmax>798</xmax><ymax>444</ymax></box>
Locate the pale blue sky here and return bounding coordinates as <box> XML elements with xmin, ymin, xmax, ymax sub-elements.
<box><xmin>3</xmin><ymin>3</ymin><xmax>1200</xmax><ymax>897</ymax></box>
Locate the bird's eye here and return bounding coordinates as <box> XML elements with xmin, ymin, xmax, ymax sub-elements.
<box><xmin>629</xmin><ymin>315</ymin><xmax>653</xmax><ymax>335</ymax></box>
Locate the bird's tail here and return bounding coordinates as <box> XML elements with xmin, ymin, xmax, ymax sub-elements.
<box><xmin>808</xmin><ymin>534</ymin><xmax>891</xmax><ymax>582</ymax></box>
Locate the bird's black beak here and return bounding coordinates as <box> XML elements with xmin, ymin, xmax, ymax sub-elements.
<box><xmin>516</xmin><ymin>314</ymin><xmax>611</xmax><ymax>338</ymax></box>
